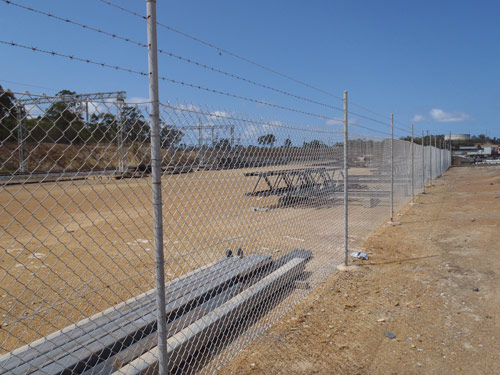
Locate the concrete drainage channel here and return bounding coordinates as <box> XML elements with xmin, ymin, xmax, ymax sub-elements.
<box><xmin>0</xmin><ymin>250</ymin><xmax>312</xmax><ymax>375</ymax></box>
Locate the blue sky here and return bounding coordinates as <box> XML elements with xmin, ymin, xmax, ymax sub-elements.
<box><xmin>1</xmin><ymin>0</ymin><xmax>499</xmax><ymax>140</ymax></box>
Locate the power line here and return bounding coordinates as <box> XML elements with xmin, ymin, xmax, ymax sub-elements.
<box><xmin>0</xmin><ymin>79</ymin><xmax>59</xmax><ymax>92</ymax></box>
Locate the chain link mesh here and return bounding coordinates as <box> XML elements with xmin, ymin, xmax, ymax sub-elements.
<box><xmin>0</xmin><ymin>90</ymin><xmax>451</xmax><ymax>374</ymax></box>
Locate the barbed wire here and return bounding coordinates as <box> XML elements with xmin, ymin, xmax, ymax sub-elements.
<box><xmin>3</xmin><ymin>39</ymin><xmax>405</xmax><ymax>138</ymax></box>
<box><xmin>3</xmin><ymin>0</ymin><xmax>347</xmax><ymax>116</ymax></box>
<box><xmin>0</xmin><ymin>40</ymin><xmax>148</xmax><ymax>76</ymax></box>
<box><xmin>4</xmin><ymin>0</ymin><xmax>410</xmax><ymax>131</ymax></box>
<box><xmin>2</xmin><ymin>0</ymin><xmax>144</xmax><ymax>48</ymax></box>
<box><xmin>97</xmin><ymin>0</ymin><xmax>413</xmax><ymax>131</ymax></box>
<box><xmin>98</xmin><ymin>0</ymin><xmax>345</xmax><ymax>100</ymax></box>
<box><xmin>1</xmin><ymin>40</ymin><xmax>347</xmax><ymax>125</ymax></box>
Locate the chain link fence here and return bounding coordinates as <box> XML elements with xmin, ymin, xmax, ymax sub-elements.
<box><xmin>0</xmin><ymin>91</ymin><xmax>450</xmax><ymax>374</ymax></box>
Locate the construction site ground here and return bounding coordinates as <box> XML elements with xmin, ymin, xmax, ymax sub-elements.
<box><xmin>222</xmin><ymin>165</ymin><xmax>500</xmax><ymax>375</ymax></box>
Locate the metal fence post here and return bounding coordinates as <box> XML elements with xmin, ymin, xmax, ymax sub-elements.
<box><xmin>428</xmin><ymin>131</ymin><xmax>432</xmax><ymax>184</ymax></box>
<box><xmin>390</xmin><ymin>113</ymin><xmax>394</xmax><ymax>221</ymax></box>
<box><xmin>411</xmin><ymin>124</ymin><xmax>414</xmax><ymax>203</ymax></box>
<box><xmin>117</xmin><ymin>95</ymin><xmax>126</xmax><ymax>173</ymax></box>
<box><xmin>146</xmin><ymin>0</ymin><xmax>168</xmax><ymax>373</ymax></box>
<box><xmin>343</xmin><ymin>90</ymin><xmax>349</xmax><ymax>266</ymax></box>
<box><xmin>449</xmin><ymin>131</ymin><xmax>452</xmax><ymax>168</ymax></box>
<box><xmin>422</xmin><ymin>130</ymin><xmax>426</xmax><ymax>194</ymax></box>
<box><xmin>17</xmin><ymin>102</ymin><xmax>26</xmax><ymax>173</ymax></box>
<box><xmin>439</xmin><ymin>138</ymin><xmax>442</xmax><ymax>176</ymax></box>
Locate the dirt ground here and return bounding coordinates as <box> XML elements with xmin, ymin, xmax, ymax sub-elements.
<box><xmin>221</xmin><ymin>166</ymin><xmax>500</xmax><ymax>375</ymax></box>
<box><xmin>2</xmin><ymin>163</ymin><xmax>371</xmax><ymax>353</ymax></box>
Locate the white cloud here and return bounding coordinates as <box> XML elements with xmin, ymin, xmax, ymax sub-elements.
<box><xmin>128</xmin><ymin>97</ymin><xmax>150</xmax><ymax>104</ymax></box>
<box><xmin>325</xmin><ymin>117</ymin><xmax>343</xmax><ymax>126</ymax></box>
<box><xmin>429</xmin><ymin>108</ymin><xmax>471</xmax><ymax>123</ymax></box>
<box><xmin>269</xmin><ymin>120</ymin><xmax>283</xmax><ymax>127</ymax></box>
<box><xmin>411</xmin><ymin>114</ymin><xmax>426</xmax><ymax>123</ymax></box>
<box><xmin>209</xmin><ymin>110</ymin><xmax>228</xmax><ymax>120</ymax></box>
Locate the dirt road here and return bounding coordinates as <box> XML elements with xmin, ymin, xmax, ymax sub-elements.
<box><xmin>222</xmin><ymin>166</ymin><xmax>500</xmax><ymax>375</ymax></box>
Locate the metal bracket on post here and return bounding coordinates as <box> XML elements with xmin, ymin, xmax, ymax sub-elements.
<box><xmin>387</xmin><ymin>114</ymin><xmax>400</xmax><ymax>225</ymax></box>
<box><xmin>146</xmin><ymin>0</ymin><xmax>168</xmax><ymax>373</ymax></box>
<box><xmin>16</xmin><ymin>102</ymin><xmax>27</xmax><ymax>174</ymax></box>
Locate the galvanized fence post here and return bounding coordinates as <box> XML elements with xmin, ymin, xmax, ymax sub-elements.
<box><xmin>439</xmin><ymin>138</ymin><xmax>442</xmax><ymax>176</ymax></box>
<box><xmin>343</xmin><ymin>90</ymin><xmax>349</xmax><ymax>266</ymax></box>
<box><xmin>117</xmin><ymin>95</ymin><xmax>126</xmax><ymax>173</ymax></box>
<box><xmin>428</xmin><ymin>131</ymin><xmax>432</xmax><ymax>184</ymax></box>
<box><xmin>16</xmin><ymin>101</ymin><xmax>26</xmax><ymax>173</ymax></box>
<box><xmin>449</xmin><ymin>131</ymin><xmax>452</xmax><ymax>168</ymax></box>
<box><xmin>390</xmin><ymin>113</ymin><xmax>394</xmax><ymax>221</ymax></box>
<box><xmin>146</xmin><ymin>0</ymin><xmax>168</xmax><ymax>373</ymax></box>
<box><xmin>411</xmin><ymin>124</ymin><xmax>414</xmax><ymax>203</ymax></box>
<box><xmin>422</xmin><ymin>130</ymin><xmax>426</xmax><ymax>194</ymax></box>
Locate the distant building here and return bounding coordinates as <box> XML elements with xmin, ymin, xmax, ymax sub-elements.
<box><xmin>444</xmin><ymin>134</ymin><xmax>470</xmax><ymax>141</ymax></box>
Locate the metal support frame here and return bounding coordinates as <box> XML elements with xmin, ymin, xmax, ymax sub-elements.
<box><xmin>17</xmin><ymin>91</ymin><xmax>126</xmax><ymax>106</ymax></box>
<box><xmin>146</xmin><ymin>0</ymin><xmax>168</xmax><ymax>373</ymax></box>
<box><xmin>343</xmin><ymin>90</ymin><xmax>348</xmax><ymax>266</ymax></box>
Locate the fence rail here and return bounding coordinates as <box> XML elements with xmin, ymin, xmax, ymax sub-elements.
<box><xmin>0</xmin><ymin>91</ymin><xmax>451</xmax><ymax>374</ymax></box>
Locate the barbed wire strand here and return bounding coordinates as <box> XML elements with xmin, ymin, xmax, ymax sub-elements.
<box><xmin>0</xmin><ymin>40</ymin><xmax>346</xmax><ymax>125</ymax></box>
<box><xmin>3</xmin><ymin>0</ymin><xmax>410</xmax><ymax>130</ymax></box>
<box><xmin>2</xmin><ymin>0</ymin><xmax>344</xmax><ymax>114</ymax></box>
<box><xmin>97</xmin><ymin>0</ymin><xmax>409</xmax><ymax>126</ymax></box>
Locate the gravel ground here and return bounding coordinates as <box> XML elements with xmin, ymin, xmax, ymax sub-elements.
<box><xmin>221</xmin><ymin>166</ymin><xmax>500</xmax><ymax>375</ymax></box>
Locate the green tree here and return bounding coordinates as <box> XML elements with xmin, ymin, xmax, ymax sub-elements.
<box><xmin>88</xmin><ymin>112</ymin><xmax>118</xmax><ymax>143</ymax></box>
<box><xmin>283</xmin><ymin>138</ymin><xmax>292</xmax><ymax>148</ymax></box>
<box><xmin>160</xmin><ymin>124</ymin><xmax>184</xmax><ymax>149</ymax></box>
<box><xmin>304</xmin><ymin>139</ymin><xmax>327</xmax><ymax>148</ymax></box>
<box><xmin>121</xmin><ymin>105</ymin><xmax>149</xmax><ymax>143</ymax></box>
<box><xmin>38</xmin><ymin>90</ymin><xmax>89</xmax><ymax>144</ymax></box>
<box><xmin>0</xmin><ymin>86</ymin><xmax>18</xmax><ymax>142</ymax></box>
<box><xmin>258</xmin><ymin>133</ymin><xmax>276</xmax><ymax>148</ymax></box>
<box><xmin>213</xmin><ymin>138</ymin><xmax>231</xmax><ymax>150</ymax></box>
